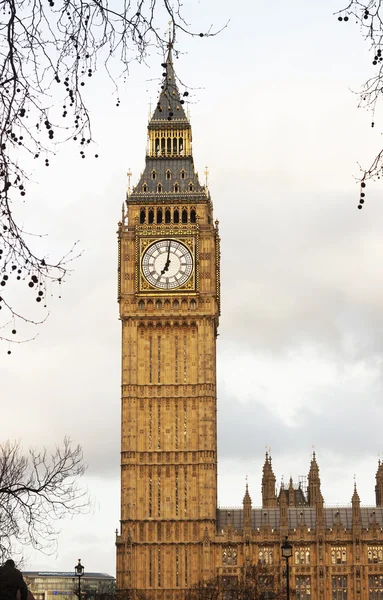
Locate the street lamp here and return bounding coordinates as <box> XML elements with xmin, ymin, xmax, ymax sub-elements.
<box><xmin>281</xmin><ymin>538</ymin><xmax>292</xmax><ymax>600</ymax></box>
<box><xmin>74</xmin><ymin>558</ymin><xmax>84</xmax><ymax>599</ymax></box>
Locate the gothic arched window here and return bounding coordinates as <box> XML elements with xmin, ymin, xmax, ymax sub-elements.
<box><xmin>140</xmin><ymin>209</ymin><xmax>145</xmax><ymax>224</ymax></box>
<box><xmin>182</xmin><ymin>209</ymin><xmax>187</xmax><ymax>223</ymax></box>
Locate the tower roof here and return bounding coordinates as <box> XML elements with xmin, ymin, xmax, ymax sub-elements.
<box><xmin>150</xmin><ymin>45</ymin><xmax>189</xmax><ymax>125</ymax></box>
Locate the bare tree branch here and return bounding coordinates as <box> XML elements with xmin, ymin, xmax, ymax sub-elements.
<box><xmin>0</xmin><ymin>0</ymin><xmax>226</xmax><ymax>341</ymax></box>
<box><xmin>0</xmin><ymin>437</ymin><xmax>88</xmax><ymax>559</ymax></box>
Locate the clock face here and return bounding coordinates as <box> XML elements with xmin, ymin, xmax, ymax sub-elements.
<box><xmin>142</xmin><ymin>239</ymin><xmax>193</xmax><ymax>290</ymax></box>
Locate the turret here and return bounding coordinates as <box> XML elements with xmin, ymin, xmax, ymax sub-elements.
<box><xmin>352</xmin><ymin>481</ymin><xmax>361</xmax><ymax>529</ymax></box>
<box><xmin>308</xmin><ymin>451</ymin><xmax>322</xmax><ymax>507</ymax></box>
<box><xmin>279</xmin><ymin>482</ymin><xmax>288</xmax><ymax>529</ymax></box>
<box><xmin>243</xmin><ymin>481</ymin><xmax>252</xmax><ymax>533</ymax></box>
<box><xmin>376</xmin><ymin>459</ymin><xmax>383</xmax><ymax>506</ymax></box>
<box><xmin>288</xmin><ymin>476</ymin><xmax>295</xmax><ymax>507</ymax></box>
<box><xmin>262</xmin><ymin>452</ymin><xmax>277</xmax><ymax>508</ymax></box>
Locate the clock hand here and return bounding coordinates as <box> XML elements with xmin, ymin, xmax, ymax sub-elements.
<box><xmin>160</xmin><ymin>241</ymin><xmax>172</xmax><ymax>275</ymax></box>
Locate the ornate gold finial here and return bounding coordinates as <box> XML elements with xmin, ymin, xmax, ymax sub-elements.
<box><xmin>204</xmin><ymin>165</ymin><xmax>209</xmax><ymax>189</ymax></box>
<box><xmin>127</xmin><ymin>169</ymin><xmax>132</xmax><ymax>196</ymax></box>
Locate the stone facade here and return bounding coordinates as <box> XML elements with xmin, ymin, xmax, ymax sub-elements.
<box><xmin>116</xmin><ymin>46</ymin><xmax>383</xmax><ymax>600</ymax></box>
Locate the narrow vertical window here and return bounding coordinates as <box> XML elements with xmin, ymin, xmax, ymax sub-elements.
<box><xmin>179</xmin><ymin>137</ymin><xmax>184</xmax><ymax>153</ymax></box>
<box><xmin>189</xmin><ymin>183</ymin><xmax>194</xmax><ymax>191</ymax></box>
<box><xmin>158</xmin><ymin>547</ymin><xmax>161</xmax><ymax>588</ymax></box>
<box><xmin>182</xmin><ymin>209</ymin><xmax>187</xmax><ymax>223</ymax></box>
<box><xmin>183</xmin><ymin>335</ymin><xmax>187</xmax><ymax>382</ymax></box>
<box><xmin>173</xmin><ymin>137</ymin><xmax>177</xmax><ymax>153</ymax></box>
<box><xmin>190</xmin><ymin>209</ymin><xmax>196</xmax><ymax>223</ymax></box>
<box><xmin>165</xmin><ymin>209</ymin><xmax>171</xmax><ymax>223</ymax></box>
<box><xmin>157</xmin><ymin>183</ymin><xmax>162</xmax><ymax>193</ymax></box>
<box><xmin>149</xmin><ymin>547</ymin><xmax>153</xmax><ymax>587</ymax></box>
<box><xmin>167</xmin><ymin>138</ymin><xmax>171</xmax><ymax>153</ymax></box>
<box><xmin>157</xmin><ymin>208</ymin><xmax>163</xmax><ymax>223</ymax></box>
<box><xmin>149</xmin><ymin>401</ymin><xmax>153</xmax><ymax>450</ymax></box>
<box><xmin>183</xmin><ymin>399</ymin><xmax>187</xmax><ymax>448</ymax></box>
<box><xmin>155</xmin><ymin>138</ymin><xmax>160</xmax><ymax>155</ymax></box>
<box><xmin>185</xmin><ymin>548</ymin><xmax>188</xmax><ymax>587</ymax></box>
<box><xmin>149</xmin><ymin>209</ymin><xmax>154</xmax><ymax>224</ymax></box>
<box><xmin>151</xmin><ymin>170</ymin><xmax>156</xmax><ymax>180</ymax></box>
<box><xmin>174</xmin><ymin>183</ymin><xmax>179</xmax><ymax>193</ymax></box>
<box><xmin>175</xmin><ymin>466</ymin><xmax>179</xmax><ymax>516</ymax></box>
<box><xmin>180</xmin><ymin>170</ymin><xmax>185</xmax><ymax>180</ymax></box>
<box><xmin>175</xmin><ymin>547</ymin><xmax>179</xmax><ymax>587</ymax></box>
<box><xmin>174</xmin><ymin>209</ymin><xmax>179</xmax><ymax>223</ymax></box>
<box><xmin>149</xmin><ymin>467</ymin><xmax>153</xmax><ymax>517</ymax></box>
<box><xmin>140</xmin><ymin>209</ymin><xmax>145</xmax><ymax>224</ymax></box>
<box><xmin>161</xmin><ymin>138</ymin><xmax>165</xmax><ymax>153</ymax></box>
<box><xmin>166</xmin><ymin>170</ymin><xmax>171</xmax><ymax>180</ymax></box>
<box><xmin>184</xmin><ymin>467</ymin><xmax>187</xmax><ymax>516</ymax></box>
<box><xmin>149</xmin><ymin>335</ymin><xmax>153</xmax><ymax>383</ymax></box>
<box><xmin>142</xmin><ymin>183</ymin><xmax>148</xmax><ymax>192</ymax></box>
<box><xmin>175</xmin><ymin>335</ymin><xmax>178</xmax><ymax>383</ymax></box>
<box><xmin>175</xmin><ymin>400</ymin><xmax>179</xmax><ymax>449</ymax></box>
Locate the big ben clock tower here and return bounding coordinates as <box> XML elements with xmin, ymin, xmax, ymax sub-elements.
<box><xmin>116</xmin><ymin>46</ymin><xmax>220</xmax><ymax>597</ymax></box>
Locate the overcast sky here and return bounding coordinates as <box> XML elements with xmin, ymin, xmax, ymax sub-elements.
<box><xmin>2</xmin><ymin>0</ymin><xmax>383</xmax><ymax>578</ymax></box>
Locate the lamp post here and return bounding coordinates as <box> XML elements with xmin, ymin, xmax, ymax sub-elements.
<box><xmin>281</xmin><ymin>537</ymin><xmax>292</xmax><ymax>600</ymax></box>
<box><xmin>74</xmin><ymin>558</ymin><xmax>84</xmax><ymax>599</ymax></box>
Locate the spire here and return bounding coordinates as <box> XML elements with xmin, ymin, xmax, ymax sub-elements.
<box><xmin>243</xmin><ymin>479</ymin><xmax>252</xmax><ymax>532</ymax></box>
<box><xmin>262</xmin><ymin>452</ymin><xmax>277</xmax><ymax>508</ymax></box>
<box><xmin>376</xmin><ymin>458</ymin><xmax>383</xmax><ymax>506</ymax></box>
<box><xmin>279</xmin><ymin>482</ymin><xmax>288</xmax><ymax>529</ymax></box>
<box><xmin>308</xmin><ymin>451</ymin><xmax>321</xmax><ymax>507</ymax></box>
<box><xmin>129</xmin><ymin>45</ymin><xmax>206</xmax><ymax>199</ymax></box>
<box><xmin>288</xmin><ymin>476</ymin><xmax>295</xmax><ymax>507</ymax></box>
<box><xmin>150</xmin><ymin>44</ymin><xmax>188</xmax><ymax>124</ymax></box>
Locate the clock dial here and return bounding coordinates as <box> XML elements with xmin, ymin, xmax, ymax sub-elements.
<box><xmin>142</xmin><ymin>239</ymin><xmax>193</xmax><ymax>290</ymax></box>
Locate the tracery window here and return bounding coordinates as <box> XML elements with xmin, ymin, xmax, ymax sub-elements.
<box><xmin>368</xmin><ymin>575</ymin><xmax>383</xmax><ymax>599</ymax></box>
<box><xmin>294</xmin><ymin>547</ymin><xmax>310</xmax><ymax>565</ymax></box>
<box><xmin>258</xmin><ymin>547</ymin><xmax>273</xmax><ymax>565</ymax></box>
<box><xmin>166</xmin><ymin>170</ymin><xmax>171</xmax><ymax>180</ymax></box>
<box><xmin>332</xmin><ymin>576</ymin><xmax>347</xmax><ymax>600</ymax></box>
<box><xmin>296</xmin><ymin>576</ymin><xmax>311</xmax><ymax>600</ymax></box>
<box><xmin>368</xmin><ymin>546</ymin><xmax>383</xmax><ymax>564</ymax></box>
<box><xmin>222</xmin><ymin>546</ymin><xmax>237</xmax><ymax>565</ymax></box>
<box><xmin>331</xmin><ymin>546</ymin><xmax>346</xmax><ymax>565</ymax></box>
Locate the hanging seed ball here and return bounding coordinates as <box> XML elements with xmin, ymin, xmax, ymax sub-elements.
<box><xmin>7</xmin><ymin>350</ymin><xmax>11</xmax><ymax>355</ymax></box>
<box><xmin>338</xmin><ymin>15</ymin><xmax>343</xmax><ymax>21</ymax></box>
<box><xmin>28</xmin><ymin>281</ymin><xmax>34</xmax><ymax>287</ymax></box>
<box><xmin>199</xmin><ymin>33</ymin><xmax>204</xmax><ymax>37</ymax></box>
<box><xmin>95</xmin><ymin>154</ymin><xmax>99</xmax><ymax>158</ymax></box>
<box><xmin>32</xmin><ymin>275</ymin><xmax>38</xmax><ymax>283</ymax></box>
<box><xmin>36</xmin><ymin>297</ymin><xmax>42</xmax><ymax>302</ymax></box>
<box><xmin>38</xmin><ymin>291</ymin><xmax>43</xmax><ymax>296</ymax></box>
<box><xmin>361</xmin><ymin>182</ymin><xmax>366</xmax><ymax>188</ymax></box>
<box><xmin>12</xmin><ymin>329</ymin><xmax>16</xmax><ymax>334</ymax></box>
<box><xmin>344</xmin><ymin>15</ymin><xmax>349</xmax><ymax>21</ymax></box>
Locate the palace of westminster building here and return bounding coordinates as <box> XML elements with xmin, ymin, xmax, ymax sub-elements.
<box><xmin>115</xmin><ymin>47</ymin><xmax>383</xmax><ymax>600</ymax></box>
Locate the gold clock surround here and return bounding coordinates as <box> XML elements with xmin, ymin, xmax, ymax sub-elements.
<box><xmin>138</xmin><ymin>235</ymin><xmax>196</xmax><ymax>293</ymax></box>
